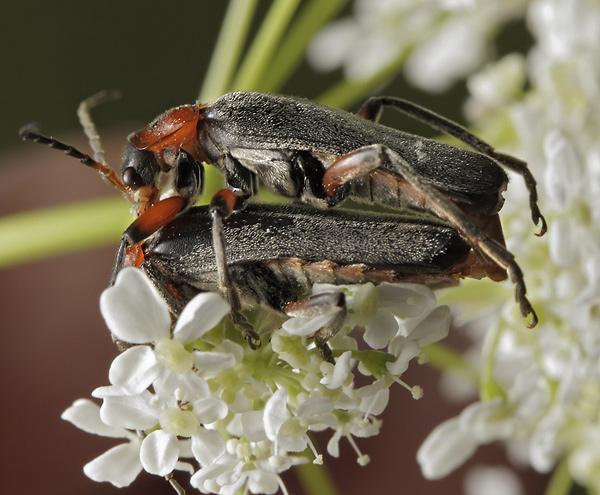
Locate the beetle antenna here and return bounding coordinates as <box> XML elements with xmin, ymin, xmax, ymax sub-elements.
<box><xmin>77</xmin><ymin>89</ymin><xmax>121</xmax><ymax>165</ymax></box>
<box><xmin>18</xmin><ymin>124</ymin><xmax>130</xmax><ymax>196</ymax></box>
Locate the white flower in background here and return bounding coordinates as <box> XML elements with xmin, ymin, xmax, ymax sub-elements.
<box><xmin>464</xmin><ymin>465</ymin><xmax>524</xmax><ymax>495</ymax></box>
<box><xmin>308</xmin><ymin>0</ymin><xmax>527</xmax><ymax>92</ymax></box>
<box><xmin>415</xmin><ymin>0</ymin><xmax>600</xmax><ymax>491</ymax></box>
<box><xmin>65</xmin><ymin>267</ymin><xmax>451</xmax><ymax>493</ymax></box>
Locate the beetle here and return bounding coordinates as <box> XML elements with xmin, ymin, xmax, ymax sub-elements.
<box><xmin>113</xmin><ymin>203</ymin><xmax>478</xmax><ymax>362</ymax></box>
<box><xmin>20</xmin><ymin>90</ymin><xmax>545</xmax><ymax>326</ymax></box>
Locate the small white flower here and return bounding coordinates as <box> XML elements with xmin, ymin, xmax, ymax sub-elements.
<box><xmin>69</xmin><ymin>267</ymin><xmax>452</xmax><ymax>491</ymax></box>
<box><xmin>100</xmin><ymin>268</ymin><xmax>230</xmax><ymax>395</ymax></box>
<box><xmin>283</xmin><ymin>282</ymin><xmax>448</xmax><ymax>358</ymax></box>
<box><xmin>62</xmin><ymin>399</ymin><xmax>143</xmax><ymax>487</ymax></box>
<box><xmin>92</xmin><ymin>384</ymin><xmax>228</xmax><ymax>475</ymax></box>
<box><xmin>308</xmin><ymin>0</ymin><xmax>525</xmax><ymax>92</ymax></box>
<box><xmin>417</xmin><ymin>398</ymin><xmax>514</xmax><ymax>479</ymax></box>
<box><xmin>190</xmin><ymin>439</ymin><xmax>303</xmax><ymax>495</ymax></box>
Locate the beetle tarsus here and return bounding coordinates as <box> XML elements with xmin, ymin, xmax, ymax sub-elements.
<box><xmin>535</xmin><ymin>214</ymin><xmax>548</xmax><ymax>237</ymax></box>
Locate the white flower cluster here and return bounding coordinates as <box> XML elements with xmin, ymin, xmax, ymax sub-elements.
<box><xmin>63</xmin><ymin>267</ymin><xmax>451</xmax><ymax>494</ymax></box>
<box><xmin>307</xmin><ymin>0</ymin><xmax>527</xmax><ymax>93</ymax></box>
<box><xmin>416</xmin><ymin>0</ymin><xmax>600</xmax><ymax>490</ymax></box>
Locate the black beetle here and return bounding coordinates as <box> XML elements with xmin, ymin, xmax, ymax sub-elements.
<box><xmin>20</xmin><ymin>90</ymin><xmax>545</xmax><ymax>326</ymax></box>
<box><xmin>114</xmin><ymin>203</ymin><xmax>478</xmax><ymax>362</ymax></box>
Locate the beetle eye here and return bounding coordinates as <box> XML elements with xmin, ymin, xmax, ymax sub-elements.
<box><xmin>121</xmin><ymin>144</ymin><xmax>160</xmax><ymax>189</ymax></box>
<box><xmin>122</xmin><ymin>166</ymin><xmax>145</xmax><ymax>189</ymax></box>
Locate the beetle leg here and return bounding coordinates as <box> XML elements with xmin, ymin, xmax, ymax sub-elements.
<box><xmin>172</xmin><ymin>150</ymin><xmax>205</xmax><ymax>203</ymax></box>
<box><xmin>357</xmin><ymin>96</ymin><xmax>547</xmax><ymax>236</ymax></box>
<box><xmin>324</xmin><ymin>144</ymin><xmax>538</xmax><ymax>328</ymax></box>
<box><xmin>210</xmin><ymin>191</ymin><xmax>261</xmax><ymax>349</ymax></box>
<box><xmin>284</xmin><ymin>291</ymin><xmax>347</xmax><ymax>363</ymax></box>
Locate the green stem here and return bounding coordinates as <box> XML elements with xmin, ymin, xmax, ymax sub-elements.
<box><xmin>260</xmin><ymin>0</ymin><xmax>350</xmax><ymax>93</ymax></box>
<box><xmin>422</xmin><ymin>342</ymin><xmax>479</xmax><ymax>386</ymax></box>
<box><xmin>0</xmin><ymin>196</ymin><xmax>130</xmax><ymax>268</ymax></box>
<box><xmin>295</xmin><ymin>461</ymin><xmax>338</xmax><ymax>495</ymax></box>
<box><xmin>544</xmin><ymin>457</ymin><xmax>573</xmax><ymax>495</ymax></box>
<box><xmin>478</xmin><ymin>322</ymin><xmax>508</xmax><ymax>401</ymax></box>
<box><xmin>230</xmin><ymin>0</ymin><xmax>301</xmax><ymax>92</ymax></box>
<box><xmin>199</xmin><ymin>0</ymin><xmax>259</xmax><ymax>101</ymax></box>
<box><xmin>316</xmin><ymin>45</ymin><xmax>412</xmax><ymax>109</ymax></box>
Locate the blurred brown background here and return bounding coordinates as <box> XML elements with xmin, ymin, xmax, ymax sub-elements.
<box><xmin>1</xmin><ymin>2</ymin><xmax>547</xmax><ymax>494</ymax></box>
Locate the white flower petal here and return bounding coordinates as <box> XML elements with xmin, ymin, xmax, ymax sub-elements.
<box><xmin>100</xmin><ymin>392</ymin><xmax>162</xmax><ymax>430</ymax></box>
<box><xmin>405</xmin><ymin>17</ymin><xmax>488</xmax><ymax>93</ymax></box>
<box><xmin>242</xmin><ymin>410</ymin><xmax>269</xmax><ymax>442</ymax></box>
<box><xmin>378</xmin><ymin>283</ymin><xmax>436</xmax><ymax>319</ymax></box>
<box><xmin>320</xmin><ymin>351</ymin><xmax>353</xmax><ymax>389</ymax></box>
<box><xmin>173</xmin><ymin>292</ymin><xmax>230</xmax><ymax>343</ymax></box>
<box><xmin>140</xmin><ymin>430</ymin><xmax>180</xmax><ymax>476</ymax></box>
<box><xmin>100</xmin><ymin>268</ymin><xmax>171</xmax><ymax>343</ymax></box>
<box><xmin>387</xmin><ymin>340</ymin><xmax>422</xmax><ymax>375</ymax></box>
<box><xmin>359</xmin><ymin>388</ymin><xmax>389</xmax><ymax>416</ymax></box>
<box><xmin>193</xmin><ymin>397</ymin><xmax>229</xmax><ymax>424</ymax></box>
<box><xmin>191</xmin><ymin>454</ymin><xmax>241</xmax><ymax>492</ymax></box>
<box><xmin>191</xmin><ymin>428</ymin><xmax>227</xmax><ymax>467</ymax></box>
<box><xmin>153</xmin><ymin>371</ymin><xmax>210</xmax><ymax>402</ymax></box>
<box><xmin>543</xmin><ymin>130</ymin><xmax>583</xmax><ymax>212</ymax></box>
<box><xmin>460</xmin><ymin>399</ymin><xmax>514</xmax><ymax>442</ymax></box>
<box><xmin>264</xmin><ymin>388</ymin><xmax>290</xmax><ymax>441</ymax></box>
<box><xmin>307</xmin><ymin>19</ymin><xmax>358</xmax><ymax>71</ymax></box>
<box><xmin>62</xmin><ymin>399</ymin><xmax>129</xmax><ymax>438</ymax></box>
<box><xmin>326</xmin><ymin>429</ymin><xmax>343</xmax><ymax>457</ymax></box>
<box><xmin>282</xmin><ymin>312</ymin><xmax>336</xmax><ymax>336</ymax></box>
<box><xmin>83</xmin><ymin>442</ymin><xmax>142</xmax><ymax>487</ymax></box>
<box><xmin>417</xmin><ymin>416</ymin><xmax>477</xmax><ymax>479</ymax></box>
<box><xmin>192</xmin><ymin>350</ymin><xmax>239</xmax><ymax>376</ymax></box>
<box><xmin>363</xmin><ymin>310</ymin><xmax>398</xmax><ymax>349</ymax></box>
<box><xmin>297</xmin><ymin>396</ymin><xmax>334</xmax><ymax>417</ymax></box>
<box><xmin>175</xmin><ymin>460</ymin><xmax>195</xmax><ymax>474</ymax></box>
<box><xmin>464</xmin><ymin>466</ymin><xmax>525</xmax><ymax>495</ymax></box>
<box><xmin>405</xmin><ymin>305</ymin><xmax>451</xmax><ymax>346</ymax></box>
<box><xmin>109</xmin><ymin>345</ymin><xmax>162</xmax><ymax>393</ymax></box>
<box><xmin>92</xmin><ymin>384</ymin><xmax>141</xmax><ymax>398</ymax></box>
<box><xmin>548</xmin><ymin>218</ymin><xmax>580</xmax><ymax>267</ymax></box>
<box><xmin>529</xmin><ymin>406</ymin><xmax>565</xmax><ymax>472</ymax></box>
<box><xmin>247</xmin><ymin>469</ymin><xmax>281</xmax><ymax>494</ymax></box>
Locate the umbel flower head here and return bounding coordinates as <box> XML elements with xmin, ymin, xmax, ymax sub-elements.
<box><xmin>63</xmin><ymin>267</ymin><xmax>451</xmax><ymax>494</ymax></box>
<box><xmin>409</xmin><ymin>0</ymin><xmax>600</xmax><ymax>492</ymax></box>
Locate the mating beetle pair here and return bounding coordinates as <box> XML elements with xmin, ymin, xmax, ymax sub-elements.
<box><xmin>20</xmin><ymin>90</ymin><xmax>545</xmax><ymax>360</ymax></box>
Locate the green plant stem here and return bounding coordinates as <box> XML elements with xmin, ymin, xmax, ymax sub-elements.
<box><xmin>422</xmin><ymin>342</ymin><xmax>479</xmax><ymax>386</ymax></box>
<box><xmin>544</xmin><ymin>457</ymin><xmax>573</xmax><ymax>495</ymax></box>
<box><xmin>230</xmin><ymin>0</ymin><xmax>301</xmax><ymax>92</ymax></box>
<box><xmin>0</xmin><ymin>196</ymin><xmax>131</xmax><ymax>268</ymax></box>
<box><xmin>479</xmin><ymin>323</ymin><xmax>507</xmax><ymax>402</ymax></box>
<box><xmin>295</xmin><ymin>461</ymin><xmax>338</xmax><ymax>495</ymax></box>
<box><xmin>199</xmin><ymin>0</ymin><xmax>259</xmax><ymax>101</ymax></box>
<box><xmin>260</xmin><ymin>0</ymin><xmax>350</xmax><ymax>93</ymax></box>
<box><xmin>316</xmin><ymin>46</ymin><xmax>412</xmax><ymax>109</ymax></box>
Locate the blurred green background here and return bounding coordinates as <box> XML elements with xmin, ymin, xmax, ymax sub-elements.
<box><xmin>1</xmin><ymin>0</ymin><xmax>486</xmax><ymax>159</ymax></box>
